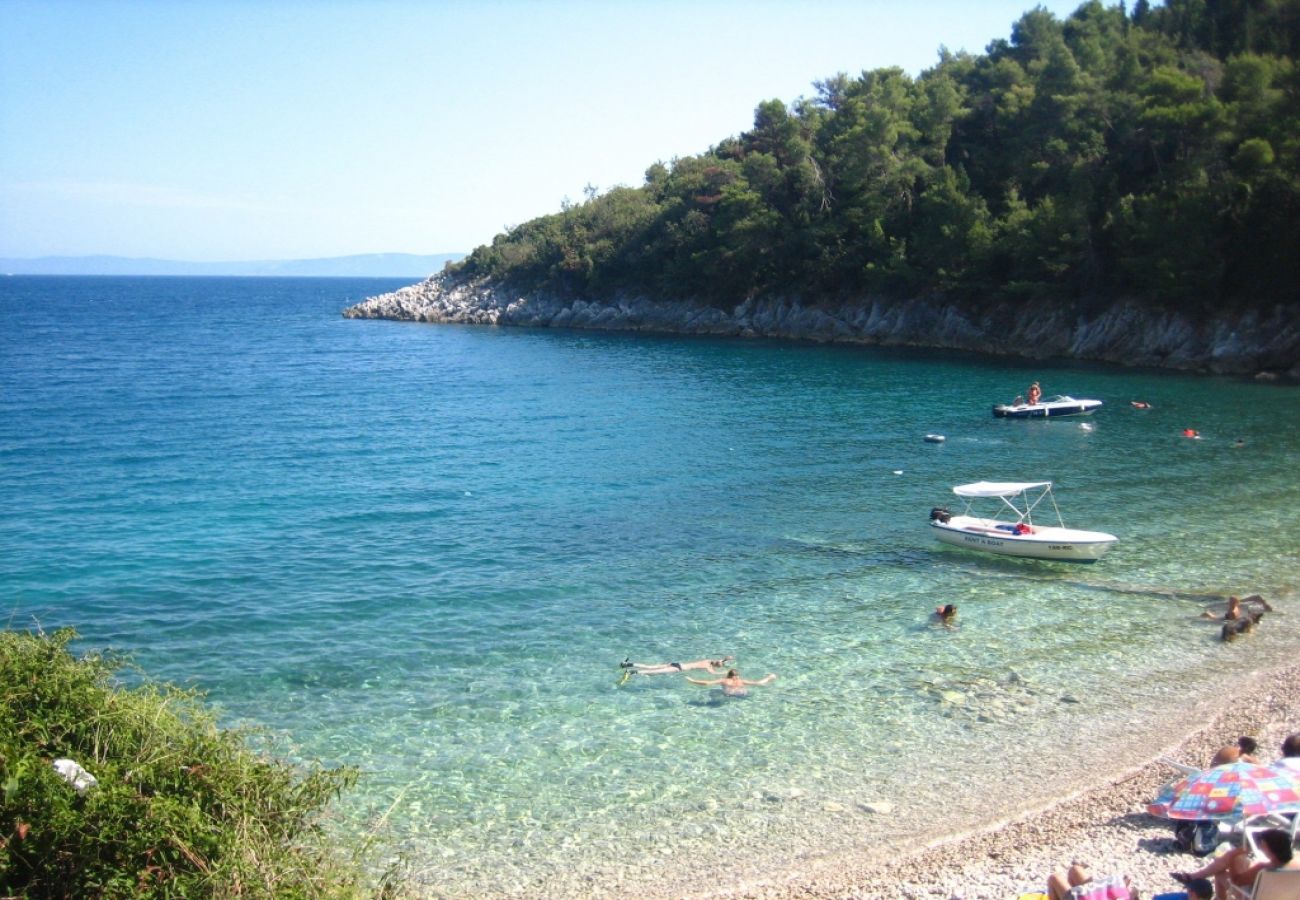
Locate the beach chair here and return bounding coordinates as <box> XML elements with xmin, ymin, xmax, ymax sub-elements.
<box><xmin>1242</xmin><ymin>811</ymin><xmax>1299</xmax><ymax>857</ymax></box>
<box><xmin>1227</xmin><ymin>868</ymin><xmax>1300</xmax><ymax>900</ymax></box>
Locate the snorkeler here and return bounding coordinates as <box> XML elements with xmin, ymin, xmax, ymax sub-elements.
<box><xmin>620</xmin><ymin>656</ymin><xmax>733</xmax><ymax>676</ymax></box>
<box><xmin>687</xmin><ymin>669</ymin><xmax>776</xmax><ymax>697</ymax></box>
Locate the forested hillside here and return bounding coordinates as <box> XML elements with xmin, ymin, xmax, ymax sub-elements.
<box><xmin>451</xmin><ymin>0</ymin><xmax>1299</xmax><ymax>314</ymax></box>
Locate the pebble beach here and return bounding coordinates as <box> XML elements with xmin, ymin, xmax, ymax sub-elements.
<box><xmin>689</xmin><ymin>663</ymin><xmax>1300</xmax><ymax>900</ymax></box>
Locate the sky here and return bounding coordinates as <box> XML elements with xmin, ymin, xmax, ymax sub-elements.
<box><xmin>1</xmin><ymin>0</ymin><xmax>1086</xmax><ymax>261</ymax></box>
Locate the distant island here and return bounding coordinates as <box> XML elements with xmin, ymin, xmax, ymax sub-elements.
<box><xmin>1</xmin><ymin>252</ymin><xmax>462</xmax><ymax>278</ymax></box>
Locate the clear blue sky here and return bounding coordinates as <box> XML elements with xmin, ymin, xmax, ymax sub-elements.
<box><xmin>1</xmin><ymin>0</ymin><xmax>1086</xmax><ymax>261</ymax></box>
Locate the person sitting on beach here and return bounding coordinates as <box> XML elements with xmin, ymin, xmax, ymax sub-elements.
<box><xmin>1276</xmin><ymin>732</ymin><xmax>1300</xmax><ymax>772</ymax></box>
<box><xmin>621</xmin><ymin>656</ymin><xmax>733</xmax><ymax>676</ymax></box>
<box><xmin>1172</xmin><ymin>827</ymin><xmax>1297</xmax><ymax>898</ymax></box>
<box><xmin>687</xmin><ymin>669</ymin><xmax>775</xmax><ymax>697</ymax></box>
<box><xmin>1210</xmin><ymin>736</ymin><xmax>1259</xmax><ymax>767</ymax></box>
<box><xmin>1046</xmin><ymin>862</ymin><xmax>1139</xmax><ymax>900</ymax></box>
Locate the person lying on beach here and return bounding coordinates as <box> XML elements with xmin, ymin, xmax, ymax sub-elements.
<box><xmin>1172</xmin><ymin>827</ymin><xmax>1297</xmax><ymax>898</ymax></box>
<box><xmin>1210</xmin><ymin>735</ymin><xmax>1259</xmax><ymax>767</ymax></box>
<box><xmin>1046</xmin><ymin>863</ymin><xmax>1138</xmax><ymax>900</ymax></box>
<box><xmin>620</xmin><ymin>656</ymin><xmax>733</xmax><ymax>676</ymax></box>
<box><xmin>687</xmin><ymin>669</ymin><xmax>776</xmax><ymax>697</ymax></box>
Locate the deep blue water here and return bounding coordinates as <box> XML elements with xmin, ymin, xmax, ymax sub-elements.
<box><xmin>2</xmin><ymin>276</ymin><xmax>1298</xmax><ymax>896</ymax></box>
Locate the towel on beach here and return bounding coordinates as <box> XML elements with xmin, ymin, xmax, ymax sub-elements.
<box><xmin>1066</xmin><ymin>875</ymin><xmax>1131</xmax><ymax>899</ymax></box>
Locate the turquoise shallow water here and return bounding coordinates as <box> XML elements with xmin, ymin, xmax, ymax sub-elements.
<box><xmin>2</xmin><ymin>277</ymin><xmax>1298</xmax><ymax>895</ymax></box>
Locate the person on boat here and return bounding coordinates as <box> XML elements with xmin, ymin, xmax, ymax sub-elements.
<box><xmin>621</xmin><ymin>656</ymin><xmax>733</xmax><ymax>676</ymax></box>
<box><xmin>1210</xmin><ymin>735</ymin><xmax>1259</xmax><ymax>767</ymax></box>
<box><xmin>1027</xmin><ymin>382</ymin><xmax>1042</xmax><ymax>406</ymax></box>
<box><xmin>687</xmin><ymin>669</ymin><xmax>776</xmax><ymax>697</ymax></box>
<box><xmin>1172</xmin><ymin>827</ymin><xmax>1297</xmax><ymax>898</ymax></box>
<box><xmin>933</xmin><ymin>604</ymin><xmax>957</xmax><ymax>625</ymax></box>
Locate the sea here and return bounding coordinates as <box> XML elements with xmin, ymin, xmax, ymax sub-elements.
<box><xmin>2</xmin><ymin>276</ymin><xmax>1298</xmax><ymax>896</ymax></box>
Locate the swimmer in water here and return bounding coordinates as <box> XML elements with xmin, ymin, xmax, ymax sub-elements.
<box><xmin>934</xmin><ymin>603</ymin><xmax>957</xmax><ymax>627</ymax></box>
<box><xmin>687</xmin><ymin>668</ymin><xmax>776</xmax><ymax>697</ymax></box>
<box><xmin>620</xmin><ymin>656</ymin><xmax>733</xmax><ymax>676</ymax></box>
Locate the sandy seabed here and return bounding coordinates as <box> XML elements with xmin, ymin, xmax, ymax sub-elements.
<box><xmin>675</xmin><ymin>663</ymin><xmax>1300</xmax><ymax>900</ymax></box>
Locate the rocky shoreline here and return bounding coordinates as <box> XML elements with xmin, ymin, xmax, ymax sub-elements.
<box><xmin>343</xmin><ymin>273</ymin><xmax>1300</xmax><ymax>379</ymax></box>
<box><xmin>698</xmin><ymin>662</ymin><xmax>1300</xmax><ymax>900</ymax></box>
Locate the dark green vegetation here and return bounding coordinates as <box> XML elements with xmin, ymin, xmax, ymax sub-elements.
<box><xmin>1</xmin><ymin>629</ymin><xmax>395</xmax><ymax>899</ymax></box>
<box><xmin>455</xmin><ymin>0</ymin><xmax>1300</xmax><ymax>313</ymax></box>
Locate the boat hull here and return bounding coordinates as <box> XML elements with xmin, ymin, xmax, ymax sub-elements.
<box><xmin>992</xmin><ymin>399</ymin><xmax>1102</xmax><ymax>418</ymax></box>
<box><xmin>930</xmin><ymin>518</ymin><xmax>1116</xmax><ymax>562</ymax></box>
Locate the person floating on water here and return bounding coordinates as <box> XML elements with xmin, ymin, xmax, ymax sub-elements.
<box><xmin>687</xmin><ymin>668</ymin><xmax>776</xmax><ymax>697</ymax></box>
<box><xmin>1027</xmin><ymin>381</ymin><xmax>1042</xmax><ymax>406</ymax></box>
<box><xmin>1131</xmin><ymin>400</ymin><xmax>1152</xmax><ymax>409</ymax></box>
<box><xmin>619</xmin><ymin>656</ymin><xmax>733</xmax><ymax>684</ymax></box>
<box><xmin>934</xmin><ymin>603</ymin><xmax>957</xmax><ymax>626</ymax></box>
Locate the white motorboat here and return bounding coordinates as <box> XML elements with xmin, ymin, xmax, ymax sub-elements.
<box><xmin>928</xmin><ymin>481</ymin><xmax>1117</xmax><ymax>563</ymax></box>
<box><xmin>992</xmin><ymin>395</ymin><xmax>1103</xmax><ymax>418</ymax></box>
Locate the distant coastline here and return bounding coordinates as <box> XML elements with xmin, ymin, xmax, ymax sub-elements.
<box><xmin>344</xmin><ymin>273</ymin><xmax>1300</xmax><ymax>380</ymax></box>
<box><xmin>1</xmin><ymin>252</ymin><xmax>463</xmax><ymax>278</ymax></box>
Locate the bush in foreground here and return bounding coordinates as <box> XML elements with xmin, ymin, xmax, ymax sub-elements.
<box><xmin>0</xmin><ymin>628</ymin><xmax>394</xmax><ymax>898</ymax></box>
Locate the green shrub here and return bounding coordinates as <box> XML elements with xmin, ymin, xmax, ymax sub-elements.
<box><xmin>0</xmin><ymin>628</ymin><xmax>395</xmax><ymax>898</ymax></box>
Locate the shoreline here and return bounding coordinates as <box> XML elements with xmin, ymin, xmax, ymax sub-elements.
<box><xmin>692</xmin><ymin>662</ymin><xmax>1300</xmax><ymax>899</ymax></box>
<box><xmin>343</xmin><ymin>275</ymin><xmax>1300</xmax><ymax>381</ymax></box>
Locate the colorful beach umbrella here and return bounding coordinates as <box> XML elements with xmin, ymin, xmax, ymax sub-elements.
<box><xmin>1147</xmin><ymin>762</ymin><xmax>1300</xmax><ymax>821</ymax></box>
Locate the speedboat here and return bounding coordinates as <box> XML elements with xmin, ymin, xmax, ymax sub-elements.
<box><xmin>992</xmin><ymin>395</ymin><xmax>1103</xmax><ymax>418</ymax></box>
<box><xmin>928</xmin><ymin>481</ymin><xmax>1117</xmax><ymax>563</ymax></box>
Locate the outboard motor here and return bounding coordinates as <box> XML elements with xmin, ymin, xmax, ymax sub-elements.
<box><xmin>929</xmin><ymin>506</ymin><xmax>952</xmax><ymax>524</ymax></box>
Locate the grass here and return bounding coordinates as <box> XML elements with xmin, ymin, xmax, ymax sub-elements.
<box><xmin>0</xmin><ymin>627</ymin><xmax>403</xmax><ymax>898</ymax></box>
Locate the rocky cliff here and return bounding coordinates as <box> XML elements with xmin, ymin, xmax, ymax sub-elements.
<box><xmin>344</xmin><ymin>273</ymin><xmax>1300</xmax><ymax>379</ymax></box>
